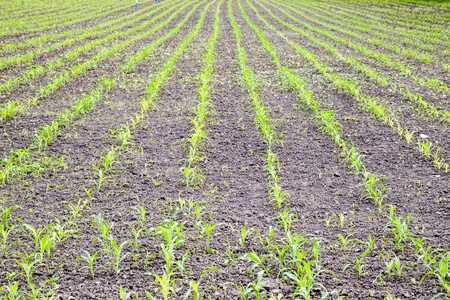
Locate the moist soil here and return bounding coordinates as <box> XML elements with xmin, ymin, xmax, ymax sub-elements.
<box><xmin>1</xmin><ymin>1</ymin><xmax>450</xmax><ymax>300</ymax></box>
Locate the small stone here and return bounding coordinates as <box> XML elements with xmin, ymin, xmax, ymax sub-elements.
<box><xmin>420</xmin><ymin>134</ymin><xmax>429</xmax><ymax>139</ymax></box>
<box><xmin>272</xmin><ymin>289</ymin><xmax>282</xmax><ymax>294</ymax></box>
<box><xmin>261</xmin><ymin>278</ymin><xmax>278</xmax><ymax>291</ymax></box>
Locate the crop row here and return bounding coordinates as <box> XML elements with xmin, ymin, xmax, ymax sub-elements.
<box><xmin>326</xmin><ymin>0</ymin><xmax>450</xmax><ymax>33</ymax></box>
<box><xmin>271</xmin><ymin>1</ymin><xmax>450</xmax><ymax>88</ymax></box>
<box><xmin>278</xmin><ymin>1</ymin><xmax>444</xmax><ymax>67</ymax></box>
<box><xmin>0</xmin><ymin>0</ymin><xmax>207</xmax><ymax>183</ymax></box>
<box><xmin>0</xmin><ymin>0</ymin><xmax>168</xmax><ymax>55</ymax></box>
<box><xmin>1</xmin><ymin>0</ymin><xmax>84</xmax><ymax>20</ymax></box>
<box><xmin>255</xmin><ymin>0</ymin><xmax>450</xmax><ymax>130</ymax></box>
<box><xmin>0</xmin><ymin>0</ymin><xmax>140</xmax><ymax>37</ymax></box>
<box><xmin>0</xmin><ymin>0</ymin><xmax>199</xmax><ymax>122</ymax></box>
<box><xmin>1</xmin><ymin>0</ymin><xmax>450</xmax><ymax>299</ymax></box>
<box><xmin>309</xmin><ymin>1</ymin><xmax>450</xmax><ymax>47</ymax></box>
<box><xmin>288</xmin><ymin>0</ymin><xmax>450</xmax><ymax>50</ymax></box>
<box><xmin>0</xmin><ymin>1</ymin><xmax>213</xmax><ymax>297</ymax></box>
<box><xmin>0</xmin><ymin>0</ymin><xmax>181</xmax><ymax>95</ymax></box>
<box><xmin>236</xmin><ymin>0</ymin><xmax>450</xmax><ymax>298</ymax></box>
<box><xmin>248</xmin><ymin>0</ymin><xmax>450</xmax><ymax>173</ymax></box>
<box><xmin>181</xmin><ymin>0</ymin><xmax>223</xmax><ymax>187</ymax></box>
<box><xmin>2</xmin><ymin>0</ymin><xmax>108</xmax><ymax>22</ymax></box>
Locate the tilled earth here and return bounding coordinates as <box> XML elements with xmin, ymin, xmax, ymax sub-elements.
<box><xmin>1</xmin><ymin>0</ymin><xmax>450</xmax><ymax>299</ymax></box>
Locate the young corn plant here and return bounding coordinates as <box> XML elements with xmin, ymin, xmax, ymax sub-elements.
<box><xmin>1</xmin><ymin>205</ymin><xmax>21</xmax><ymax>229</ymax></box>
<box><xmin>145</xmin><ymin>241</ymin><xmax>189</xmax><ymax>300</ymax></box>
<box><xmin>0</xmin><ymin>223</ymin><xmax>18</xmax><ymax>253</ymax></box>
<box><xmin>182</xmin><ymin>266</ymin><xmax>223</xmax><ymax>300</ymax></box>
<box><xmin>91</xmin><ymin>214</ymin><xmax>114</xmax><ymax>249</ymax></box>
<box><xmin>10</xmin><ymin>251</ymin><xmax>47</xmax><ymax>284</ymax></box>
<box><xmin>421</xmin><ymin>252</ymin><xmax>450</xmax><ymax>294</ymax></box>
<box><xmin>90</xmin><ymin>169</ymin><xmax>110</xmax><ymax>192</ymax></box>
<box><xmin>128</xmin><ymin>223</ymin><xmax>145</xmax><ymax>250</ymax></box>
<box><xmin>76</xmin><ymin>250</ymin><xmax>108</xmax><ymax>279</ymax></box>
<box><xmin>0</xmin><ymin>282</ymin><xmax>22</xmax><ymax>300</ymax></box>
<box><xmin>201</xmin><ymin>221</ymin><xmax>221</xmax><ymax>253</ymax></box>
<box><xmin>384</xmin><ymin>214</ymin><xmax>415</xmax><ymax>253</ymax></box>
<box><xmin>335</xmin><ymin>233</ymin><xmax>362</xmax><ymax>253</ymax></box>
<box><xmin>277</xmin><ymin>208</ymin><xmax>298</xmax><ymax>235</ymax></box>
<box><xmin>226</xmin><ymin>270</ymin><xmax>266</xmax><ymax>300</ymax></box>
<box><xmin>155</xmin><ymin>219</ymin><xmax>185</xmax><ymax>249</ymax></box>
<box><xmin>238</xmin><ymin>224</ymin><xmax>253</xmax><ymax>251</ymax></box>
<box><xmin>23</xmin><ymin>223</ymin><xmax>54</xmax><ymax>252</ymax></box>
<box><xmin>358</xmin><ymin>170</ymin><xmax>391</xmax><ymax>206</ymax></box>
<box><xmin>21</xmin><ymin>277</ymin><xmax>58</xmax><ymax>300</ymax></box>
<box><xmin>240</xmin><ymin>250</ymin><xmax>272</xmax><ymax>276</ymax></box>
<box><xmin>98</xmin><ymin>146</ymin><xmax>120</xmax><ymax>173</ymax></box>
<box><xmin>106</xmin><ymin>237</ymin><xmax>131</xmax><ymax>275</ymax></box>
<box><xmin>343</xmin><ymin>248</ymin><xmax>370</xmax><ymax>277</ymax></box>
<box><xmin>120</xmin><ymin>286</ymin><xmax>139</xmax><ymax>300</ymax></box>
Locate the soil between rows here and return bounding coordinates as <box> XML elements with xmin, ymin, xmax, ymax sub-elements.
<box><xmin>1</xmin><ymin>0</ymin><xmax>450</xmax><ymax>299</ymax></box>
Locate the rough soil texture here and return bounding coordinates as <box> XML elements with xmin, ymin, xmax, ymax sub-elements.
<box><xmin>1</xmin><ymin>0</ymin><xmax>450</xmax><ymax>299</ymax></box>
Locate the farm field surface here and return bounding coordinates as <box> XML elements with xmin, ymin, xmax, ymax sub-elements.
<box><xmin>1</xmin><ymin>0</ymin><xmax>450</xmax><ymax>298</ymax></box>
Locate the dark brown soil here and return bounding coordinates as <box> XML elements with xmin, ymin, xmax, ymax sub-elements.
<box><xmin>1</xmin><ymin>0</ymin><xmax>450</xmax><ymax>299</ymax></box>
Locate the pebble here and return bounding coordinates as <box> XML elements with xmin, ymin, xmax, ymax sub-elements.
<box><xmin>419</xmin><ymin>134</ymin><xmax>429</xmax><ymax>139</ymax></box>
<box><xmin>261</xmin><ymin>278</ymin><xmax>279</xmax><ymax>290</ymax></box>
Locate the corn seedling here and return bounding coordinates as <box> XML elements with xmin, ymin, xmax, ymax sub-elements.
<box><xmin>202</xmin><ymin>221</ymin><xmax>221</xmax><ymax>253</ymax></box>
<box><xmin>155</xmin><ymin>219</ymin><xmax>185</xmax><ymax>249</ymax></box>
<box><xmin>120</xmin><ymin>286</ymin><xmax>139</xmax><ymax>300</ymax></box>
<box><xmin>90</xmin><ymin>169</ymin><xmax>110</xmax><ymax>192</ymax></box>
<box><xmin>0</xmin><ymin>282</ymin><xmax>22</xmax><ymax>300</ymax></box>
<box><xmin>182</xmin><ymin>266</ymin><xmax>223</xmax><ymax>300</ymax></box>
<box><xmin>277</xmin><ymin>208</ymin><xmax>298</xmax><ymax>234</ymax></box>
<box><xmin>128</xmin><ymin>223</ymin><xmax>145</xmax><ymax>250</ymax></box>
<box><xmin>343</xmin><ymin>248</ymin><xmax>370</xmax><ymax>277</ymax></box>
<box><xmin>0</xmin><ymin>223</ymin><xmax>17</xmax><ymax>252</ymax></box>
<box><xmin>239</xmin><ymin>224</ymin><xmax>253</xmax><ymax>251</ymax></box>
<box><xmin>335</xmin><ymin>233</ymin><xmax>362</xmax><ymax>253</ymax></box>
<box><xmin>106</xmin><ymin>237</ymin><xmax>131</xmax><ymax>275</ymax></box>
<box><xmin>91</xmin><ymin>213</ymin><xmax>114</xmax><ymax>249</ymax></box>
<box><xmin>259</xmin><ymin>226</ymin><xmax>276</xmax><ymax>250</ymax></box>
<box><xmin>21</xmin><ymin>277</ymin><xmax>58</xmax><ymax>300</ymax></box>
<box><xmin>76</xmin><ymin>250</ymin><xmax>108</xmax><ymax>279</ymax></box>
<box><xmin>385</xmin><ymin>214</ymin><xmax>415</xmax><ymax>252</ymax></box>
<box><xmin>421</xmin><ymin>252</ymin><xmax>450</xmax><ymax>293</ymax></box>
<box><xmin>366</xmin><ymin>235</ymin><xmax>379</xmax><ymax>251</ymax></box>
<box><xmin>23</xmin><ymin>223</ymin><xmax>54</xmax><ymax>252</ymax></box>
<box><xmin>9</xmin><ymin>251</ymin><xmax>46</xmax><ymax>284</ymax></box>
<box><xmin>131</xmin><ymin>205</ymin><xmax>147</xmax><ymax>227</ymax></box>
<box><xmin>1</xmin><ymin>205</ymin><xmax>21</xmax><ymax>229</ymax></box>
<box><xmin>240</xmin><ymin>250</ymin><xmax>272</xmax><ymax>275</ymax></box>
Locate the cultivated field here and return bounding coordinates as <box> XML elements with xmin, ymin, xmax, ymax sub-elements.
<box><xmin>1</xmin><ymin>0</ymin><xmax>450</xmax><ymax>299</ymax></box>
